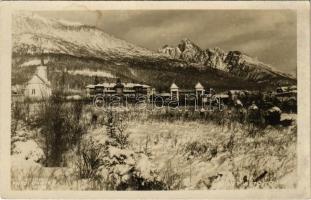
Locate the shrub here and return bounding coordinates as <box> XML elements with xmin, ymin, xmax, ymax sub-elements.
<box><xmin>264</xmin><ymin>107</ymin><xmax>281</xmax><ymax>125</ymax></box>
<box><xmin>103</xmin><ymin>111</ymin><xmax>130</xmax><ymax>149</ymax></box>
<box><xmin>76</xmin><ymin>139</ymin><xmax>105</xmax><ymax>179</ymax></box>
<box><xmin>115</xmin><ymin>154</ymin><xmax>166</xmax><ymax>190</ymax></box>
<box><xmin>74</xmin><ymin>110</ymin><xmax>167</xmax><ymax>190</ymax></box>
<box><xmin>102</xmin><ymin>111</ymin><xmax>166</xmax><ymax>190</ymax></box>
<box><xmin>183</xmin><ymin>141</ymin><xmax>217</xmax><ymax>160</ymax></box>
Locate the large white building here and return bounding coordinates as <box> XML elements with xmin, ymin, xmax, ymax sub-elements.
<box><xmin>86</xmin><ymin>79</ymin><xmax>152</xmax><ymax>98</ymax></box>
<box><xmin>24</xmin><ymin>66</ymin><xmax>51</xmax><ymax>100</ymax></box>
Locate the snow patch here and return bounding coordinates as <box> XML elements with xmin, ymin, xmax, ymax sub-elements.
<box><xmin>135</xmin><ymin>154</ymin><xmax>157</xmax><ymax>181</ymax></box>
<box><xmin>67</xmin><ymin>69</ymin><xmax>116</xmax><ymax>78</ymax></box>
<box><xmin>21</xmin><ymin>59</ymin><xmax>45</xmax><ymax>67</ymax></box>
<box><xmin>12</xmin><ymin>139</ymin><xmax>44</xmax><ymax>166</ymax></box>
<box><xmin>54</xmin><ymin>18</ymin><xmax>83</xmax><ymax>27</ymax></box>
<box><xmin>268</xmin><ymin>106</ymin><xmax>282</xmax><ymax>113</ymax></box>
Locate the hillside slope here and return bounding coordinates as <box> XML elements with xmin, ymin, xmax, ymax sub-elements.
<box><xmin>13</xmin><ymin>13</ymin><xmax>162</xmax><ymax>59</ymax></box>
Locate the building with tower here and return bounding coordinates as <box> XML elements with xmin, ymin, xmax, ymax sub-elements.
<box><xmin>24</xmin><ymin>65</ymin><xmax>51</xmax><ymax>100</ymax></box>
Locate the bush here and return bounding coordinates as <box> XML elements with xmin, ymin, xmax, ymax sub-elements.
<box><xmin>115</xmin><ymin>154</ymin><xmax>166</xmax><ymax>190</ymax></box>
<box><xmin>76</xmin><ymin>139</ymin><xmax>105</xmax><ymax>179</ymax></box>
<box><xmin>74</xmin><ymin>110</ymin><xmax>167</xmax><ymax>190</ymax></box>
<box><xmin>264</xmin><ymin>107</ymin><xmax>281</xmax><ymax>125</ymax></box>
<box><xmin>102</xmin><ymin>111</ymin><xmax>166</xmax><ymax>190</ymax></box>
<box><xmin>102</xmin><ymin>111</ymin><xmax>131</xmax><ymax>149</ymax></box>
<box><xmin>183</xmin><ymin>141</ymin><xmax>217</xmax><ymax>160</ymax></box>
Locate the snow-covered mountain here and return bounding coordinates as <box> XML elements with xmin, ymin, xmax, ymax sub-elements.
<box><xmin>13</xmin><ymin>12</ymin><xmax>162</xmax><ymax>59</ymax></box>
<box><xmin>159</xmin><ymin>39</ymin><xmax>295</xmax><ymax>83</ymax></box>
<box><xmin>12</xmin><ymin>12</ymin><xmax>296</xmax><ymax>90</ymax></box>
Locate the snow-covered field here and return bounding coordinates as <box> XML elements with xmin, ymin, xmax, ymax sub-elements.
<box><xmin>11</xmin><ymin>106</ymin><xmax>297</xmax><ymax>190</ymax></box>
<box><xmin>127</xmin><ymin>119</ymin><xmax>297</xmax><ymax>189</ymax></box>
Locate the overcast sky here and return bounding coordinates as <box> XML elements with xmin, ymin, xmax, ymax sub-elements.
<box><xmin>37</xmin><ymin>10</ymin><xmax>297</xmax><ymax>76</ymax></box>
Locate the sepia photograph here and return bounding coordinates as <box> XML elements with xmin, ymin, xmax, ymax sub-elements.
<box><xmin>0</xmin><ymin>1</ymin><xmax>310</xmax><ymax>198</ymax></box>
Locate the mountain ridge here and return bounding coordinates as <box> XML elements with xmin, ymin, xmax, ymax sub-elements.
<box><xmin>158</xmin><ymin>38</ymin><xmax>295</xmax><ymax>82</ymax></box>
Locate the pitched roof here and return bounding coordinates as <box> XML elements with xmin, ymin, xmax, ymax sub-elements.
<box><xmin>170</xmin><ymin>83</ymin><xmax>179</xmax><ymax>89</ymax></box>
<box><xmin>27</xmin><ymin>74</ymin><xmax>51</xmax><ymax>87</ymax></box>
<box><xmin>195</xmin><ymin>82</ymin><xmax>204</xmax><ymax>89</ymax></box>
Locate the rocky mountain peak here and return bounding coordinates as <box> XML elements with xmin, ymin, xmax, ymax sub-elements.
<box><xmin>159</xmin><ymin>39</ymin><xmax>295</xmax><ymax>84</ymax></box>
<box><xmin>178</xmin><ymin>38</ymin><xmax>201</xmax><ymax>53</ymax></box>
